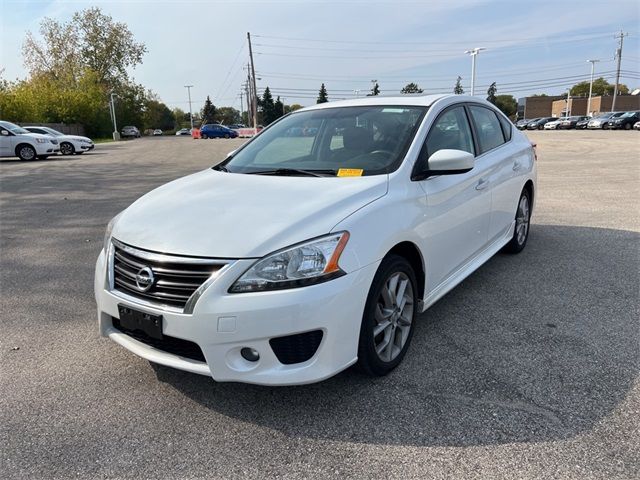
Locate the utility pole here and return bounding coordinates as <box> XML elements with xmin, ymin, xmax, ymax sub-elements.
<box><xmin>239</xmin><ymin>89</ymin><xmax>244</xmax><ymax>124</ymax></box>
<box><xmin>464</xmin><ymin>47</ymin><xmax>486</xmax><ymax>96</ymax></box>
<box><xmin>611</xmin><ymin>30</ymin><xmax>627</xmax><ymax>112</ymax></box>
<box><xmin>586</xmin><ymin>59</ymin><xmax>600</xmax><ymax>116</ymax></box>
<box><xmin>247</xmin><ymin>32</ymin><xmax>258</xmax><ymax>132</ymax></box>
<box><xmin>244</xmin><ymin>77</ymin><xmax>251</xmax><ymax>126</ymax></box>
<box><xmin>110</xmin><ymin>92</ymin><xmax>120</xmax><ymax>140</ymax></box>
<box><xmin>184</xmin><ymin>85</ymin><xmax>194</xmax><ymax>130</ymax></box>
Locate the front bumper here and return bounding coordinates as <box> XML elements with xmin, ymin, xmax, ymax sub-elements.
<box><xmin>94</xmin><ymin>249</ymin><xmax>378</xmax><ymax>385</ymax></box>
<box><xmin>35</xmin><ymin>143</ymin><xmax>59</xmax><ymax>155</ymax></box>
<box><xmin>80</xmin><ymin>143</ymin><xmax>95</xmax><ymax>151</ymax></box>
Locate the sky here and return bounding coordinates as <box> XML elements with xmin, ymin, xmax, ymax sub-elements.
<box><xmin>1</xmin><ymin>0</ymin><xmax>639</xmax><ymax>112</ymax></box>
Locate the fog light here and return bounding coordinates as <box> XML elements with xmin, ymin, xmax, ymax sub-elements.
<box><xmin>241</xmin><ymin>347</ymin><xmax>260</xmax><ymax>362</ymax></box>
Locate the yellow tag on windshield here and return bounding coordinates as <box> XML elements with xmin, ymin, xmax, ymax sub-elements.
<box><xmin>337</xmin><ymin>168</ymin><xmax>364</xmax><ymax>177</ymax></box>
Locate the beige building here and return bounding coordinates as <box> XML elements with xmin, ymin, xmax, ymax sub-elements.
<box><xmin>552</xmin><ymin>95</ymin><xmax>640</xmax><ymax>117</ymax></box>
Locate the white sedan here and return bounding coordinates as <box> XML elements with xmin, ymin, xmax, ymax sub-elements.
<box><xmin>96</xmin><ymin>94</ymin><xmax>537</xmax><ymax>385</ymax></box>
<box><xmin>543</xmin><ymin>118</ymin><xmax>564</xmax><ymax>130</ymax></box>
<box><xmin>24</xmin><ymin>126</ymin><xmax>94</xmax><ymax>155</ymax></box>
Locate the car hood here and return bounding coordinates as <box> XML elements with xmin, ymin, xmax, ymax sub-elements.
<box><xmin>112</xmin><ymin>169</ymin><xmax>388</xmax><ymax>258</ymax></box>
<box><xmin>64</xmin><ymin>134</ymin><xmax>92</xmax><ymax>142</ymax></box>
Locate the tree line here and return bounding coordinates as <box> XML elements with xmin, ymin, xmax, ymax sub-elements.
<box><xmin>0</xmin><ymin>8</ymin><xmax>245</xmax><ymax>136</ymax></box>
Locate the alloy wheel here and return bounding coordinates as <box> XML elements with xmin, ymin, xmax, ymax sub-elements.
<box><xmin>373</xmin><ymin>272</ymin><xmax>414</xmax><ymax>362</ymax></box>
<box><xmin>60</xmin><ymin>142</ymin><xmax>74</xmax><ymax>155</ymax></box>
<box><xmin>516</xmin><ymin>194</ymin><xmax>530</xmax><ymax>245</ymax></box>
<box><xmin>19</xmin><ymin>146</ymin><xmax>35</xmax><ymax>160</ymax></box>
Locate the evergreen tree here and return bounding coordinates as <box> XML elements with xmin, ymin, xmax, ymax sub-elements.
<box><xmin>273</xmin><ymin>96</ymin><xmax>284</xmax><ymax>119</ymax></box>
<box><xmin>259</xmin><ymin>86</ymin><xmax>277</xmax><ymax>125</ymax></box>
<box><xmin>486</xmin><ymin>82</ymin><xmax>497</xmax><ymax>104</ymax></box>
<box><xmin>368</xmin><ymin>82</ymin><xmax>380</xmax><ymax>96</ymax></box>
<box><xmin>400</xmin><ymin>82</ymin><xmax>423</xmax><ymax>94</ymax></box>
<box><xmin>317</xmin><ymin>83</ymin><xmax>328</xmax><ymax>103</ymax></box>
<box><xmin>454</xmin><ymin>76</ymin><xmax>464</xmax><ymax>95</ymax></box>
<box><xmin>201</xmin><ymin>95</ymin><xmax>216</xmax><ymax>124</ymax></box>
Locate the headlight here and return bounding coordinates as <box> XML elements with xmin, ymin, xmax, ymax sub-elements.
<box><xmin>35</xmin><ymin>138</ymin><xmax>47</xmax><ymax>144</ymax></box>
<box><xmin>103</xmin><ymin>212</ymin><xmax>122</xmax><ymax>252</ymax></box>
<box><xmin>81</xmin><ymin>139</ymin><xmax>92</xmax><ymax>144</ymax></box>
<box><xmin>229</xmin><ymin>232</ymin><xmax>350</xmax><ymax>293</ymax></box>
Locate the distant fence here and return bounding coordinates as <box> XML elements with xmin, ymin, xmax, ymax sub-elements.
<box><xmin>18</xmin><ymin>122</ymin><xmax>85</xmax><ymax>136</ymax></box>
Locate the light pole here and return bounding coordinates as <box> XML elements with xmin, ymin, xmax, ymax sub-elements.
<box><xmin>586</xmin><ymin>59</ymin><xmax>599</xmax><ymax>117</ymax></box>
<box><xmin>566</xmin><ymin>89</ymin><xmax>571</xmax><ymax>117</ymax></box>
<box><xmin>464</xmin><ymin>47</ymin><xmax>486</xmax><ymax>96</ymax></box>
<box><xmin>184</xmin><ymin>85</ymin><xmax>194</xmax><ymax>130</ymax></box>
<box><xmin>110</xmin><ymin>92</ymin><xmax>120</xmax><ymax>140</ymax></box>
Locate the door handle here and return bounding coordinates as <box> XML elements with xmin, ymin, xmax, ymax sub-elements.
<box><xmin>475</xmin><ymin>178</ymin><xmax>490</xmax><ymax>191</ymax></box>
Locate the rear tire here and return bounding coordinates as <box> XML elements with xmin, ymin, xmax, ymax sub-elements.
<box><xmin>357</xmin><ymin>255</ymin><xmax>417</xmax><ymax>376</ymax></box>
<box><xmin>624</xmin><ymin>123</ymin><xmax>631</xmax><ymax>130</ymax></box>
<box><xmin>224</xmin><ymin>133</ymin><xmax>230</xmax><ymax>139</ymax></box>
<box><xmin>201</xmin><ymin>134</ymin><xmax>208</xmax><ymax>139</ymax></box>
<box><xmin>502</xmin><ymin>188</ymin><xmax>531</xmax><ymax>254</ymax></box>
<box><xmin>16</xmin><ymin>144</ymin><xmax>36</xmax><ymax>161</ymax></box>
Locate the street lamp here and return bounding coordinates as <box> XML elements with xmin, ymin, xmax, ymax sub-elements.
<box><xmin>464</xmin><ymin>47</ymin><xmax>486</xmax><ymax>96</ymax></box>
<box><xmin>184</xmin><ymin>85</ymin><xmax>194</xmax><ymax>130</ymax></box>
<box><xmin>586</xmin><ymin>60</ymin><xmax>600</xmax><ymax>117</ymax></box>
<box><xmin>109</xmin><ymin>92</ymin><xmax>120</xmax><ymax>140</ymax></box>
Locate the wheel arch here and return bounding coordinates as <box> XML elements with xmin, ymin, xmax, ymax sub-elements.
<box><xmin>385</xmin><ymin>241</ymin><xmax>425</xmax><ymax>306</ymax></box>
<box><xmin>14</xmin><ymin>143</ymin><xmax>36</xmax><ymax>157</ymax></box>
<box><xmin>523</xmin><ymin>179</ymin><xmax>534</xmax><ymax>209</ymax></box>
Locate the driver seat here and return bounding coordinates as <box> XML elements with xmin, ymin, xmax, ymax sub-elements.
<box><xmin>330</xmin><ymin>126</ymin><xmax>373</xmax><ymax>163</ymax></box>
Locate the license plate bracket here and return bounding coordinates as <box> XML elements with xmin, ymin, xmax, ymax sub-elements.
<box><xmin>117</xmin><ymin>305</ymin><xmax>163</xmax><ymax>340</ymax></box>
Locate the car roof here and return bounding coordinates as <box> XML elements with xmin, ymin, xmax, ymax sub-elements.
<box><xmin>299</xmin><ymin>93</ymin><xmax>450</xmax><ymax>112</ymax></box>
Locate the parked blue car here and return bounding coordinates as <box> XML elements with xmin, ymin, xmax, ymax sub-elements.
<box><xmin>200</xmin><ymin>124</ymin><xmax>239</xmax><ymax>139</ymax></box>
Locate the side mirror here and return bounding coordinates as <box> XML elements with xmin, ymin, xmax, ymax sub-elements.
<box><xmin>412</xmin><ymin>149</ymin><xmax>475</xmax><ymax>181</ymax></box>
<box><xmin>426</xmin><ymin>149</ymin><xmax>474</xmax><ymax>176</ymax></box>
<box><xmin>0</xmin><ymin>130</ymin><xmax>9</xmax><ymax>136</ymax></box>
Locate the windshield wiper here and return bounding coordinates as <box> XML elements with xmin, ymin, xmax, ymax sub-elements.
<box><xmin>247</xmin><ymin>168</ymin><xmax>336</xmax><ymax>177</ymax></box>
<box><xmin>213</xmin><ymin>164</ymin><xmax>229</xmax><ymax>172</ymax></box>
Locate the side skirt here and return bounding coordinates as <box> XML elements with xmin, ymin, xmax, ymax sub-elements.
<box><xmin>421</xmin><ymin>220</ymin><xmax>515</xmax><ymax>312</ymax></box>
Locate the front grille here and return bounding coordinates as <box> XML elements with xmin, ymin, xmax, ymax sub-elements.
<box><xmin>112</xmin><ymin>317</ymin><xmax>206</xmax><ymax>362</ymax></box>
<box><xmin>269</xmin><ymin>330</ymin><xmax>323</xmax><ymax>365</ymax></box>
<box><xmin>111</xmin><ymin>241</ymin><xmax>225</xmax><ymax>311</ymax></box>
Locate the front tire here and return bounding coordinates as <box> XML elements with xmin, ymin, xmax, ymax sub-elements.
<box><xmin>17</xmin><ymin>144</ymin><xmax>36</xmax><ymax>161</ymax></box>
<box><xmin>60</xmin><ymin>142</ymin><xmax>75</xmax><ymax>155</ymax></box>
<box><xmin>624</xmin><ymin>122</ymin><xmax>631</xmax><ymax>130</ymax></box>
<box><xmin>502</xmin><ymin>188</ymin><xmax>531</xmax><ymax>254</ymax></box>
<box><xmin>201</xmin><ymin>134</ymin><xmax>208</xmax><ymax>139</ymax></box>
<box><xmin>357</xmin><ymin>255</ymin><xmax>417</xmax><ymax>376</ymax></box>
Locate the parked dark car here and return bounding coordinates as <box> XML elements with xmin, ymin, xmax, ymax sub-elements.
<box><xmin>121</xmin><ymin>126</ymin><xmax>140</xmax><ymax>138</ymax></box>
<box><xmin>607</xmin><ymin>111</ymin><xmax>640</xmax><ymax>130</ymax></box>
<box><xmin>526</xmin><ymin>117</ymin><xmax>555</xmax><ymax>130</ymax></box>
<box><xmin>575</xmin><ymin>117</ymin><xmax>591</xmax><ymax>129</ymax></box>
<box><xmin>515</xmin><ymin>119</ymin><xmax>531</xmax><ymax>130</ymax></box>
<box><xmin>200</xmin><ymin>124</ymin><xmax>239</xmax><ymax>139</ymax></box>
<box><xmin>558</xmin><ymin>116</ymin><xmax>590</xmax><ymax>129</ymax></box>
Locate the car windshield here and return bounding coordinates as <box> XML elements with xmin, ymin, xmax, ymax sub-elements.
<box><xmin>219</xmin><ymin>106</ymin><xmax>427</xmax><ymax>176</ymax></box>
<box><xmin>0</xmin><ymin>121</ymin><xmax>30</xmax><ymax>134</ymax></box>
<box><xmin>621</xmin><ymin>112</ymin><xmax>636</xmax><ymax>118</ymax></box>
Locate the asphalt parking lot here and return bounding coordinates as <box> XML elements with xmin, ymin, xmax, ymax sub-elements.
<box><xmin>1</xmin><ymin>131</ymin><xmax>638</xmax><ymax>479</ymax></box>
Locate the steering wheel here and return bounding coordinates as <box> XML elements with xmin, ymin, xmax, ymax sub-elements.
<box><xmin>348</xmin><ymin>150</ymin><xmax>395</xmax><ymax>169</ymax></box>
